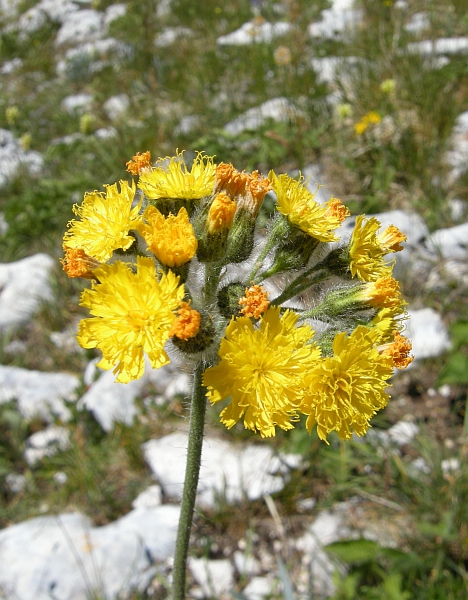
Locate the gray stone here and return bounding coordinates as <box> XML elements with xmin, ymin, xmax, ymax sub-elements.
<box><xmin>0</xmin><ymin>129</ymin><xmax>43</xmax><ymax>187</ymax></box>
<box><xmin>24</xmin><ymin>426</ymin><xmax>71</xmax><ymax>466</ymax></box>
<box><xmin>154</xmin><ymin>27</ymin><xmax>193</xmax><ymax>47</ymax></box>
<box><xmin>0</xmin><ymin>254</ymin><xmax>54</xmax><ymax>330</ymax></box>
<box><xmin>55</xmin><ymin>9</ymin><xmax>104</xmax><ymax>46</ymax></box>
<box><xmin>131</xmin><ymin>485</ymin><xmax>162</xmax><ymax>509</ymax></box>
<box><xmin>0</xmin><ymin>57</ymin><xmax>22</xmax><ymax>75</ymax></box>
<box><xmin>94</xmin><ymin>127</ymin><xmax>118</xmax><ymax>140</ymax></box>
<box><xmin>0</xmin><ymin>0</ymin><xmax>22</xmax><ymax>19</ymax></box>
<box><xmin>217</xmin><ymin>20</ymin><xmax>292</xmax><ymax>46</ymax></box>
<box><xmin>0</xmin><ymin>366</ymin><xmax>79</xmax><ymax>423</ymax></box>
<box><xmin>388</xmin><ymin>421</ymin><xmax>419</xmax><ymax>445</ymax></box>
<box><xmin>233</xmin><ymin>551</ymin><xmax>261</xmax><ymax>577</ymax></box>
<box><xmin>224</xmin><ymin>97</ymin><xmax>303</xmax><ymax>136</ymax></box>
<box><xmin>103</xmin><ymin>94</ymin><xmax>130</xmax><ymax>121</ymax></box>
<box><xmin>143</xmin><ymin>432</ymin><xmax>300</xmax><ymax>509</ymax></box>
<box><xmin>0</xmin><ymin>211</ymin><xmax>8</xmax><ymax>235</ymax></box>
<box><xmin>61</xmin><ymin>93</ymin><xmax>93</xmax><ymax>114</ymax></box>
<box><xmin>427</xmin><ymin>222</ymin><xmax>468</xmax><ymax>260</ymax></box>
<box><xmin>5</xmin><ymin>473</ymin><xmax>27</xmax><ymax>494</ymax></box>
<box><xmin>407</xmin><ymin>37</ymin><xmax>468</xmax><ymax>56</ymax></box>
<box><xmin>406</xmin><ymin>308</ymin><xmax>451</xmax><ymax>360</ymax></box>
<box><xmin>242</xmin><ymin>577</ymin><xmax>272</xmax><ymax>600</ymax></box>
<box><xmin>16</xmin><ymin>0</ymin><xmax>79</xmax><ymax>37</ymax></box>
<box><xmin>441</xmin><ymin>458</ymin><xmax>460</xmax><ymax>473</ymax></box>
<box><xmin>188</xmin><ymin>558</ymin><xmax>235</xmax><ymax>599</ymax></box>
<box><xmin>405</xmin><ymin>12</ymin><xmax>430</xmax><ymax>34</ymax></box>
<box><xmin>308</xmin><ymin>0</ymin><xmax>362</xmax><ymax>40</ymax></box>
<box><xmin>104</xmin><ymin>3</ymin><xmax>127</xmax><ymax>27</ymax></box>
<box><xmin>56</xmin><ymin>38</ymin><xmax>131</xmax><ymax>77</ymax></box>
<box><xmin>0</xmin><ymin>506</ymin><xmax>180</xmax><ymax>600</ymax></box>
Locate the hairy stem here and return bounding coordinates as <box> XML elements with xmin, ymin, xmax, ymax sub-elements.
<box><xmin>172</xmin><ymin>363</ymin><xmax>207</xmax><ymax>600</ymax></box>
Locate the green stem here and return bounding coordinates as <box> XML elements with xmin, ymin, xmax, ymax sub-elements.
<box><xmin>272</xmin><ymin>270</ymin><xmax>328</xmax><ymax>306</ymax></box>
<box><xmin>204</xmin><ymin>263</ymin><xmax>222</xmax><ymax>306</ymax></box>
<box><xmin>172</xmin><ymin>362</ymin><xmax>207</xmax><ymax>600</ymax></box>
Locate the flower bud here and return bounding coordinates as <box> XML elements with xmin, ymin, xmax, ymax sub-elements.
<box><xmin>217</xmin><ymin>282</ymin><xmax>246</xmax><ymax>319</ymax></box>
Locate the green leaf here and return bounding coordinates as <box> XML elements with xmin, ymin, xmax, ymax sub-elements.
<box><xmin>438</xmin><ymin>353</ymin><xmax>468</xmax><ymax>385</ymax></box>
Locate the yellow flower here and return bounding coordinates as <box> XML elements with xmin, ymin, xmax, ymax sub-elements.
<box><xmin>138</xmin><ymin>151</ymin><xmax>216</xmax><ymax>200</ymax></box>
<box><xmin>214</xmin><ymin>163</ymin><xmax>249</xmax><ymax>197</ymax></box>
<box><xmin>63</xmin><ymin>180</ymin><xmax>141</xmax><ymax>262</ymax></box>
<box><xmin>302</xmin><ymin>326</ymin><xmax>394</xmax><ymax>442</ymax></box>
<box><xmin>356</xmin><ymin>276</ymin><xmax>405</xmax><ymax>311</ymax></box>
<box><xmin>269</xmin><ymin>171</ymin><xmax>349</xmax><ymax>242</ymax></box>
<box><xmin>239</xmin><ymin>284</ymin><xmax>269</xmax><ymax>319</ymax></box>
<box><xmin>207</xmin><ymin>193</ymin><xmax>237</xmax><ymax>233</ymax></box>
<box><xmin>203</xmin><ymin>306</ymin><xmax>321</xmax><ymax>438</ymax></box>
<box><xmin>370</xmin><ymin>306</ymin><xmax>407</xmax><ymax>343</ymax></box>
<box><xmin>377</xmin><ymin>224</ymin><xmax>406</xmax><ymax>253</ymax></box>
<box><xmin>379</xmin><ymin>330</ymin><xmax>413</xmax><ymax>369</ymax></box>
<box><xmin>348</xmin><ymin>215</ymin><xmax>394</xmax><ymax>282</ymax></box>
<box><xmin>354</xmin><ymin>111</ymin><xmax>381</xmax><ymax>136</ymax></box>
<box><xmin>77</xmin><ymin>257</ymin><xmax>184</xmax><ymax>383</ymax></box>
<box><xmin>137</xmin><ymin>206</ymin><xmax>197</xmax><ymax>267</ymax></box>
<box><xmin>126</xmin><ymin>151</ymin><xmax>152</xmax><ymax>175</ymax></box>
<box><xmin>61</xmin><ymin>247</ymin><xmax>99</xmax><ymax>279</ymax></box>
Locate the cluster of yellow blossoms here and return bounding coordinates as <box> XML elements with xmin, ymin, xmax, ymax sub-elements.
<box><xmin>62</xmin><ymin>150</ymin><xmax>413</xmax><ymax>442</ymax></box>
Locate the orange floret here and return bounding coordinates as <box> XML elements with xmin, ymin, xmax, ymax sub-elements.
<box><xmin>379</xmin><ymin>330</ymin><xmax>414</xmax><ymax>369</ymax></box>
<box><xmin>61</xmin><ymin>248</ymin><xmax>99</xmax><ymax>279</ymax></box>
<box><xmin>207</xmin><ymin>193</ymin><xmax>237</xmax><ymax>233</ymax></box>
<box><xmin>126</xmin><ymin>151</ymin><xmax>152</xmax><ymax>175</ymax></box>
<box><xmin>239</xmin><ymin>284</ymin><xmax>270</xmax><ymax>319</ymax></box>
<box><xmin>170</xmin><ymin>301</ymin><xmax>201</xmax><ymax>340</ymax></box>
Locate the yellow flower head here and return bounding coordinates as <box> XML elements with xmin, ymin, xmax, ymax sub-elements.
<box><xmin>379</xmin><ymin>330</ymin><xmax>414</xmax><ymax>369</ymax></box>
<box><xmin>203</xmin><ymin>306</ymin><xmax>321</xmax><ymax>438</ymax></box>
<box><xmin>126</xmin><ymin>151</ymin><xmax>152</xmax><ymax>175</ymax></box>
<box><xmin>61</xmin><ymin>247</ymin><xmax>100</xmax><ymax>279</ymax></box>
<box><xmin>63</xmin><ymin>180</ymin><xmax>141</xmax><ymax>262</ymax></box>
<box><xmin>302</xmin><ymin>326</ymin><xmax>394</xmax><ymax>442</ymax></box>
<box><xmin>215</xmin><ymin>163</ymin><xmax>249</xmax><ymax>197</ymax></box>
<box><xmin>239</xmin><ymin>284</ymin><xmax>269</xmax><ymax>319</ymax></box>
<box><xmin>207</xmin><ymin>193</ymin><xmax>237</xmax><ymax>234</ymax></box>
<box><xmin>138</xmin><ymin>206</ymin><xmax>197</xmax><ymax>267</ymax></box>
<box><xmin>370</xmin><ymin>306</ymin><xmax>407</xmax><ymax>343</ymax></box>
<box><xmin>237</xmin><ymin>170</ymin><xmax>272</xmax><ymax>218</ymax></box>
<box><xmin>357</xmin><ymin>276</ymin><xmax>406</xmax><ymax>310</ymax></box>
<box><xmin>170</xmin><ymin>301</ymin><xmax>201</xmax><ymax>341</ymax></box>
<box><xmin>138</xmin><ymin>151</ymin><xmax>216</xmax><ymax>200</ymax></box>
<box><xmin>377</xmin><ymin>225</ymin><xmax>406</xmax><ymax>254</ymax></box>
<box><xmin>269</xmin><ymin>171</ymin><xmax>350</xmax><ymax>242</ymax></box>
<box><xmin>77</xmin><ymin>257</ymin><xmax>184</xmax><ymax>383</ymax></box>
<box><xmin>354</xmin><ymin>111</ymin><xmax>381</xmax><ymax>136</ymax></box>
<box><xmin>348</xmin><ymin>215</ymin><xmax>394</xmax><ymax>282</ymax></box>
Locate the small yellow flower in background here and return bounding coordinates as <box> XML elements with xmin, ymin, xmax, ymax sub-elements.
<box><xmin>377</xmin><ymin>224</ymin><xmax>406</xmax><ymax>254</ymax></box>
<box><xmin>138</xmin><ymin>151</ymin><xmax>216</xmax><ymax>200</ymax></box>
<box><xmin>302</xmin><ymin>326</ymin><xmax>394</xmax><ymax>442</ymax></box>
<box><xmin>207</xmin><ymin>193</ymin><xmax>237</xmax><ymax>233</ymax></box>
<box><xmin>63</xmin><ymin>180</ymin><xmax>141</xmax><ymax>262</ymax></box>
<box><xmin>336</xmin><ymin>103</ymin><xmax>353</xmax><ymax>120</ymax></box>
<box><xmin>348</xmin><ymin>215</ymin><xmax>394</xmax><ymax>282</ymax></box>
<box><xmin>354</xmin><ymin>111</ymin><xmax>382</xmax><ymax>136</ymax></box>
<box><xmin>239</xmin><ymin>284</ymin><xmax>269</xmax><ymax>319</ymax></box>
<box><xmin>137</xmin><ymin>206</ymin><xmax>197</xmax><ymax>267</ymax></box>
<box><xmin>126</xmin><ymin>151</ymin><xmax>152</xmax><ymax>175</ymax></box>
<box><xmin>77</xmin><ymin>257</ymin><xmax>184</xmax><ymax>383</ymax></box>
<box><xmin>61</xmin><ymin>247</ymin><xmax>99</xmax><ymax>279</ymax></box>
<box><xmin>380</xmin><ymin>78</ymin><xmax>396</xmax><ymax>95</ymax></box>
<box><xmin>20</xmin><ymin>132</ymin><xmax>32</xmax><ymax>151</ymax></box>
<box><xmin>5</xmin><ymin>106</ymin><xmax>19</xmax><ymax>126</ymax></box>
<box><xmin>269</xmin><ymin>171</ymin><xmax>350</xmax><ymax>242</ymax></box>
<box><xmin>274</xmin><ymin>46</ymin><xmax>292</xmax><ymax>66</ymax></box>
<box><xmin>170</xmin><ymin>302</ymin><xmax>201</xmax><ymax>341</ymax></box>
<box><xmin>79</xmin><ymin>113</ymin><xmax>95</xmax><ymax>134</ymax></box>
<box><xmin>203</xmin><ymin>306</ymin><xmax>321</xmax><ymax>438</ymax></box>
<box><xmin>357</xmin><ymin>276</ymin><xmax>405</xmax><ymax>310</ymax></box>
<box><xmin>379</xmin><ymin>330</ymin><xmax>414</xmax><ymax>369</ymax></box>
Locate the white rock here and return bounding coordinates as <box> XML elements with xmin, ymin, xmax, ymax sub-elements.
<box><xmin>388</xmin><ymin>421</ymin><xmax>419</xmax><ymax>445</ymax></box>
<box><xmin>441</xmin><ymin>458</ymin><xmax>460</xmax><ymax>473</ymax></box>
<box><xmin>405</xmin><ymin>12</ymin><xmax>430</xmax><ymax>34</ymax></box>
<box><xmin>448</xmin><ymin>198</ymin><xmax>466</xmax><ymax>221</ymax></box>
<box><xmin>50</xmin><ymin>325</ymin><xmax>83</xmax><ymax>355</ymax></box>
<box><xmin>0</xmin><ymin>129</ymin><xmax>43</xmax><ymax>187</ymax></box>
<box><xmin>233</xmin><ymin>551</ymin><xmax>261</xmax><ymax>576</ymax></box>
<box><xmin>103</xmin><ymin>94</ymin><xmax>130</xmax><ymax>121</ymax></box>
<box><xmin>410</xmin><ymin>457</ymin><xmax>431</xmax><ymax>475</ymax></box>
<box><xmin>50</xmin><ymin>132</ymin><xmax>84</xmax><ymax>146</ymax></box>
<box><xmin>0</xmin><ymin>57</ymin><xmax>22</xmax><ymax>75</ymax></box>
<box><xmin>217</xmin><ymin>20</ymin><xmax>292</xmax><ymax>46</ymax></box>
<box><xmin>407</xmin><ymin>37</ymin><xmax>468</xmax><ymax>56</ymax></box>
<box><xmin>0</xmin><ymin>254</ymin><xmax>54</xmax><ymax>330</ymax></box>
<box><xmin>310</xmin><ymin>510</ymin><xmax>345</xmax><ymax>545</ymax></box>
<box><xmin>16</xmin><ymin>0</ymin><xmax>79</xmax><ymax>37</ymax></box>
<box><xmin>297</xmin><ymin>497</ymin><xmax>317</xmax><ymax>512</ymax></box>
<box><xmin>242</xmin><ymin>577</ymin><xmax>272</xmax><ymax>600</ymax></box>
<box><xmin>0</xmin><ymin>366</ymin><xmax>79</xmax><ymax>423</ymax></box>
<box><xmin>53</xmin><ymin>471</ymin><xmax>68</xmax><ymax>484</ymax></box>
<box><xmin>174</xmin><ymin>114</ymin><xmax>201</xmax><ymax>136</ymax></box>
<box><xmin>143</xmin><ymin>432</ymin><xmax>300</xmax><ymax>509</ymax></box>
<box><xmin>0</xmin><ymin>0</ymin><xmax>22</xmax><ymax>19</ymax></box>
<box><xmin>0</xmin><ymin>212</ymin><xmax>8</xmax><ymax>235</ymax></box>
<box><xmin>5</xmin><ymin>473</ymin><xmax>27</xmax><ymax>494</ymax></box>
<box><xmin>132</xmin><ymin>485</ymin><xmax>162</xmax><ymax>509</ymax></box>
<box><xmin>164</xmin><ymin>372</ymin><xmax>191</xmax><ymax>399</ymax></box>
<box><xmin>55</xmin><ymin>9</ymin><xmax>104</xmax><ymax>46</ymax></box>
<box><xmin>0</xmin><ymin>506</ymin><xmax>180</xmax><ymax>600</ymax></box>
<box><xmin>24</xmin><ymin>426</ymin><xmax>70</xmax><ymax>466</ymax></box>
<box><xmin>405</xmin><ymin>308</ymin><xmax>451</xmax><ymax>360</ymax></box>
<box><xmin>427</xmin><ymin>222</ymin><xmax>468</xmax><ymax>260</ymax></box>
<box><xmin>104</xmin><ymin>3</ymin><xmax>127</xmax><ymax>27</ymax></box>
<box><xmin>56</xmin><ymin>38</ymin><xmax>130</xmax><ymax>77</ymax></box>
<box><xmin>61</xmin><ymin>93</ymin><xmax>93</xmax><ymax>114</ymax></box>
<box><xmin>445</xmin><ymin>111</ymin><xmax>468</xmax><ymax>181</ymax></box>
<box><xmin>189</xmin><ymin>558</ymin><xmax>235</xmax><ymax>598</ymax></box>
<box><xmin>224</xmin><ymin>97</ymin><xmax>302</xmax><ymax>136</ymax></box>
<box><xmin>425</xmin><ymin>259</ymin><xmax>468</xmax><ymax>291</ymax></box>
<box><xmin>154</xmin><ymin>26</ymin><xmax>193</xmax><ymax>47</ymax></box>
<box><xmin>308</xmin><ymin>6</ymin><xmax>362</xmax><ymax>39</ymax></box>
<box><xmin>4</xmin><ymin>340</ymin><xmax>27</xmax><ymax>355</ymax></box>
<box><xmin>94</xmin><ymin>127</ymin><xmax>118</xmax><ymax>140</ymax></box>
<box><xmin>310</xmin><ymin>56</ymin><xmax>364</xmax><ymax>86</ymax></box>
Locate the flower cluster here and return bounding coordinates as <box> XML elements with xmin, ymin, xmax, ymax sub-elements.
<box><xmin>62</xmin><ymin>150</ymin><xmax>412</xmax><ymax>442</ymax></box>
